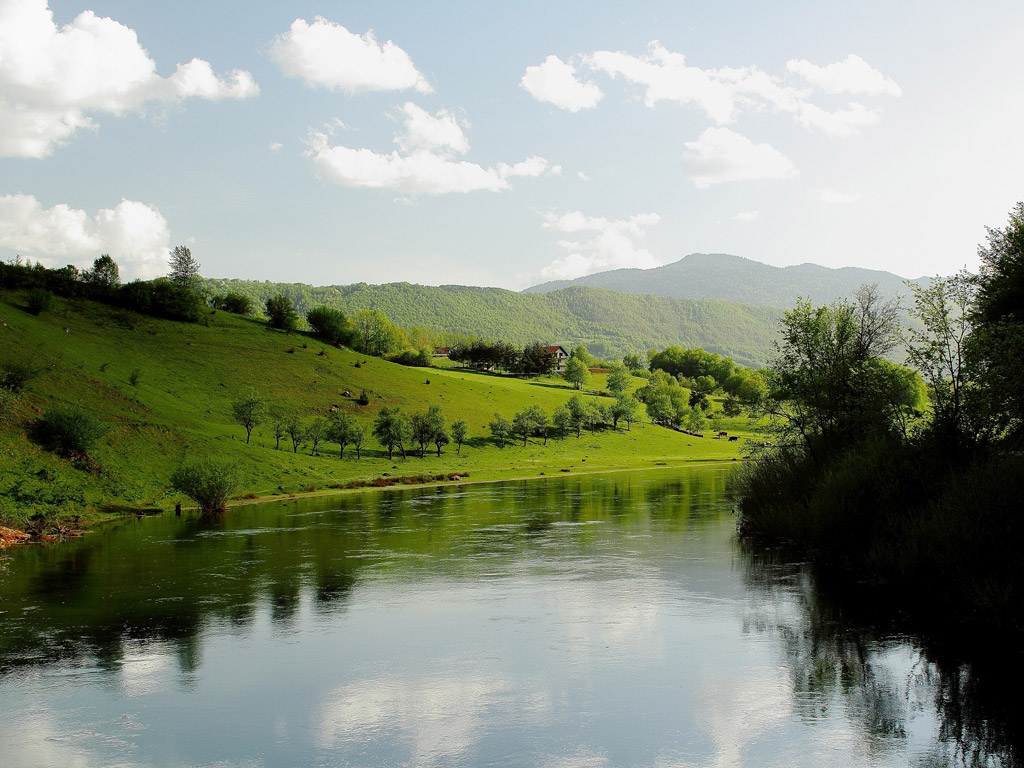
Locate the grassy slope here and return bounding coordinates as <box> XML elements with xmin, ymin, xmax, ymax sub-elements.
<box><xmin>0</xmin><ymin>292</ymin><xmax>760</xmax><ymax>527</ymax></box>
<box><xmin>201</xmin><ymin>279</ymin><xmax>781</xmax><ymax>367</ymax></box>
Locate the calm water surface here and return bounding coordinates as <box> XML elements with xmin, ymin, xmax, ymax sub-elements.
<box><xmin>0</xmin><ymin>468</ymin><xmax>1014</xmax><ymax>767</ymax></box>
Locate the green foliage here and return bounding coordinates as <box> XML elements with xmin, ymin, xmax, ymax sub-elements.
<box><xmin>26</xmin><ymin>288</ymin><xmax>53</xmax><ymax>315</ymax></box>
<box><xmin>0</xmin><ymin>388</ymin><xmax>17</xmax><ymax>421</ymax></box>
<box><xmin>373</xmin><ymin>406</ymin><xmax>410</xmax><ymax>460</ymax></box>
<box><xmin>119</xmin><ymin>278</ymin><xmax>204</xmax><ymax>322</ymax></box>
<box><xmin>128</xmin><ymin>368</ymin><xmax>142</xmax><ymax>387</ymax></box>
<box><xmin>170</xmin><ymin>457</ymin><xmax>239</xmax><ymax>515</ymax></box>
<box><xmin>327</xmin><ymin>412</ymin><xmax>357</xmax><ymax>458</ymax></box>
<box><xmin>0</xmin><ymin>358</ymin><xmax>42</xmax><ymax>393</ymax></box>
<box><xmin>488</xmin><ymin>413</ymin><xmax>512</xmax><ymax>448</ymax></box>
<box><xmin>168</xmin><ymin>245</ymin><xmax>201</xmax><ymax>291</ymax></box>
<box><xmin>387</xmin><ymin>347</ymin><xmax>432</xmax><ymax>367</ymax></box>
<box><xmin>357</xmin><ymin>389</ymin><xmax>370</xmax><ymax>405</ymax></box>
<box><xmin>231</xmin><ymin>390</ymin><xmax>268</xmax><ymax>444</ymax></box>
<box><xmin>36</xmin><ymin>405</ymin><xmax>107</xmax><ymax>457</ymax></box>
<box><xmin>306</xmin><ymin>416</ymin><xmax>328</xmax><ymax>456</ymax></box>
<box><xmin>265</xmin><ymin>294</ymin><xmax>299</xmax><ymax>331</ymax></box>
<box><xmin>353</xmin><ymin>309</ymin><xmax>405</xmax><ymax>357</ymax></box>
<box><xmin>563</xmin><ymin>357</ymin><xmax>590</xmax><ymax>390</ymax></box>
<box><xmin>213</xmin><ymin>292</ymin><xmax>253</xmax><ymax>315</ymax></box>
<box><xmin>565</xmin><ymin>394</ymin><xmax>586</xmax><ymax>437</ymax></box>
<box><xmin>84</xmin><ymin>255</ymin><xmax>120</xmax><ymax>291</ymax></box>
<box><xmin>451</xmin><ymin>419</ymin><xmax>468</xmax><ymax>453</ymax></box>
<box><xmin>606</xmin><ymin>366</ymin><xmax>630</xmax><ymax>396</ymax></box>
<box><xmin>621</xmin><ymin>352</ymin><xmax>646</xmax><ymax>372</ymax></box>
<box><xmin>611</xmin><ymin>393</ymin><xmax>639</xmax><ymax>430</ymax></box>
<box><xmin>197</xmin><ymin>278</ymin><xmax>783</xmax><ymax>367</ymax></box>
<box><xmin>306</xmin><ymin>306</ymin><xmax>353</xmax><ymax>346</ymax></box>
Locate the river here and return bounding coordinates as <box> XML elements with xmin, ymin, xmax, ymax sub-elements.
<box><xmin>0</xmin><ymin>468</ymin><xmax>1016</xmax><ymax>766</ymax></box>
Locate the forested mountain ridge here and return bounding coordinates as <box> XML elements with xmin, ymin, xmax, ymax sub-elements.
<box><xmin>525</xmin><ymin>253</ymin><xmax>920</xmax><ymax>308</ymax></box>
<box><xmin>198</xmin><ymin>279</ymin><xmax>782</xmax><ymax>368</ymax></box>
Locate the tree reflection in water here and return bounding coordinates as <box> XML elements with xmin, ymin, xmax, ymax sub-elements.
<box><xmin>740</xmin><ymin>541</ymin><xmax>1021</xmax><ymax>767</ymax></box>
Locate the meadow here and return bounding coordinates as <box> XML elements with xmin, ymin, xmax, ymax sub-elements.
<box><xmin>0</xmin><ymin>291</ymin><xmax>759</xmax><ymax>529</ymax></box>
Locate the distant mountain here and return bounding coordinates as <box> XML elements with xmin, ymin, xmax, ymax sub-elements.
<box><xmin>524</xmin><ymin>253</ymin><xmax>921</xmax><ymax>308</ymax></box>
<box><xmin>200</xmin><ymin>279</ymin><xmax>783</xmax><ymax>368</ymax></box>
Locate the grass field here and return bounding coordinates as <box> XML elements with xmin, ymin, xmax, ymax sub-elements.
<box><xmin>0</xmin><ymin>291</ymin><xmax>761</xmax><ymax>529</ymax></box>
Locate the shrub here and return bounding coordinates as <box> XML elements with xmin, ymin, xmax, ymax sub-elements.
<box><xmin>0</xmin><ymin>359</ymin><xmax>42</xmax><ymax>393</ymax></box>
<box><xmin>26</xmin><ymin>288</ymin><xmax>53</xmax><ymax>315</ymax></box>
<box><xmin>306</xmin><ymin>306</ymin><xmax>352</xmax><ymax>345</ymax></box>
<box><xmin>265</xmin><ymin>294</ymin><xmax>299</xmax><ymax>331</ymax></box>
<box><xmin>357</xmin><ymin>390</ymin><xmax>370</xmax><ymax>405</ymax></box>
<box><xmin>170</xmin><ymin>457</ymin><xmax>240</xmax><ymax>515</ymax></box>
<box><xmin>128</xmin><ymin>368</ymin><xmax>142</xmax><ymax>387</ymax></box>
<box><xmin>215</xmin><ymin>292</ymin><xmax>254</xmax><ymax>315</ymax></box>
<box><xmin>36</xmin><ymin>406</ymin><xmax>107</xmax><ymax>457</ymax></box>
<box><xmin>118</xmin><ymin>278</ymin><xmax>203</xmax><ymax>323</ymax></box>
<box><xmin>386</xmin><ymin>348</ymin><xmax>432</xmax><ymax>367</ymax></box>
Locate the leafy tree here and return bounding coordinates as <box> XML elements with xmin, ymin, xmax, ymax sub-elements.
<box><xmin>84</xmin><ymin>254</ymin><xmax>120</xmax><ymax>291</ymax></box>
<box><xmin>622</xmin><ymin>352</ymin><xmax>646</xmax><ymax>372</ymax></box>
<box><xmin>307</xmin><ymin>417</ymin><xmax>328</xmax><ymax>456</ymax></box>
<box><xmin>353</xmin><ymin>309</ymin><xmax>405</xmax><ymax>357</ymax></box>
<box><xmin>36</xmin><ymin>405</ymin><xmax>107</xmax><ymax>457</ymax></box>
<box><xmin>759</xmin><ymin>285</ymin><xmax>903</xmax><ymax>464</ymax></box>
<box><xmin>488</xmin><ymin>413</ymin><xmax>512</xmax><ymax>448</ymax></box>
<box><xmin>583</xmin><ymin>401</ymin><xmax>604</xmax><ymax>434</ymax></box>
<box><xmin>525</xmin><ymin>404</ymin><xmax>548</xmax><ymax>444</ymax></box>
<box><xmin>270</xmin><ymin>412</ymin><xmax>286</xmax><ymax>450</ymax></box>
<box><xmin>685</xmin><ymin>407</ymin><xmax>706</xmax><ymax>434</ymax></box>
<box><xmin>570</xmin><ymin>344</ymin><xmax>593</xmax><ymax>367</ymax></box>
<box><xmin>350</xmin><ymin>425</ymin><xmax>365</xmax><ymax>459</ymax></box>
<box><xmin>611</xmin><ymin>393</ymin><xmax>639</xmax><ymax>430</ymax></box>
<box><xmin>168</xmin><ymin>245</ymin><xmax>201</xmax><ymax>290</ymax></box>
<box><xmin>410</xmin><ymin>410</ymin><xmax>433</xmax><ymax>457</ymax></box>
<box><xmin>451</xmin><ymin>419</ymin><xmax>468</xmax><ymax>453</ymax></box>
<box><xmin>722</xmin><ymin>394</ymin><xmax>742</xmax><ymax>417</ymax></box>
<box><xmin>969</xmin><ymin>202</ymin><xmax>1024</xmax><ymax>446</ymax></box>
<box><xmin>564</xmin><ymin>356</ymin><xmax>590</xmax><ymax>390</ymax></box>
<box><xmin>214</xmin><ymin>292</ymin><xmax>253</xmax><ymax>315</ymax></box>
<box><xmin>565</xmin><ymin>394</ymin><xmax>587</xmax><ymax>437</ymax></box>
<box><xmin>710</xmin><ymin>412</ymin><xmax>726</xmax><ymax>435</ymax></box>
<box><xmin>285</xmin><ymin>414</ymin><xmax>307</xmax><ymax>453</ymax></box>
<box><xmin>373</xmin><ymin>406</ymin><xmax>409</xmax><ymax>460</ymax></box>
<box><xmin>265</xmin><ymin>294</ymin><xmax>299</xmax><ymax>331</ymax></box>
<box><xmin>606</xmin><ymin>366</ymin><xmax>630</xmax><ymax>396</ymax></box>
<box><xmin>170</xmin><ymin>457</ymin><xmax>238</xmax><ymax>515</ymax></box>
<box><xmin>736</xmin><ymin>373</ymin><xmax>768</xmax><ymax>405</ymax></box>
<box><xmin>306</xmin><ymin>306</ymin><xmax>353</xmax><ymax>346</ymax></box>
<box><xmin>328</xmin><ymin>412</ymin><xmax>356</xmax><ymax>458</ymax></box>
<box><xmin>230</xmin><ymin>390</ymin><xmax>268</xmax><ymax>444</ymax></box>
<box><xmin>423</xmin><ymin>405</ymin><xmax>448</xmax><ymax>456</ymax></box>
<box><xmin>551</xmin><ymin>405</ymin><xmax>572</xmax><ymax>439</ymax></box>
<box><xmin>520</xmin><ymin>342</ymin><xmax>556</xmax><ymax>375</ymax></box>
<box><xmin>692</xmin><ymin>375</ymin><xmax>717</xmax><ymax>395</ymax></box>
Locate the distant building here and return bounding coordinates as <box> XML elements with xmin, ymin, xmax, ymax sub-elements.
<box><xmin>433</xmin><ymin>346</ymin><xmax>451</xmax><ymax>358</ymax></box>
<box><xmin>546</xmin><ymin>345</ymin><xmax>569</xmax><ymax>373</ymax></box>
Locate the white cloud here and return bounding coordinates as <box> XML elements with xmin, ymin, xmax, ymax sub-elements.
<box><xmin>520</xmin><ymin>55</ymin><xmax>603</xmax><ymax>112</ymax></box>
<box><xmin>0</xmin><ymin>193</ymin><xmax>170</xmax><ymax>278</ymax></box>
<box><xmin>539</xmin><ymin>210</ymin><xmax>661</xmax><ymax>280</ymax></box>
<box><xmin>733</xmin><ymin>210</ymin><xmax>761</xmax><ymax>221</ymax></box>
<box><xmin>0</xmin><ymin>0</ymin><xmax>257</xmax><ymax>158</ymax></box>
<box><xmin>307</xmin><ymin>104</ymin><xmax>554</xmax><ymax>195</ymax></box>
<box><xmin>581</xmin><ymin>43</ymin><xmax>898</xmax><ymax>137</ymax></box>
<box><xmin>396</xmin><ymin>102</ymin><xmax>469</xmax><ymax>155</ymax></box>
<box><xmin>793</xmin><ymin>101</ymin><xmax>880</xmax><ymax>138</ymax></box>
<box><xmin>588</xmin><ymin>43</ymin><xmax>736</xmax><ymax>122</ymax></box>
<box><xmin>269</xmin><ymin>16</ymin><xmax>431</xmax><ymax>94</ymax></box>
<box><xmin>812</xmin><ymin>187</ymin><xmax>861</xmax><ymax>204</ymax></box>
<box><xmin>268</xmin><ymin>141</ymin><xmax>283</xmax><ymax>151</ymax></box>
<box><xmin>787</xmin><ymin>54</ymin><xmax>902</xmax><ymax>97</ymax></box>
<box><xmin>682</xmin><ymin>127</ymin><xmax>798</xmax><ymax>188</ymax></box>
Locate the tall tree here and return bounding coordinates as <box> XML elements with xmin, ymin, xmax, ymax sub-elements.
<box><xmin>606</xmin><ymin>366</ymin><xmax>630</xmax><ymax>396</ymax></box>
<box><xmin>265</xmin><ymin>294</ymin><xmax>299</xmax><ymax>331</ymax></box>
<box><xmin>84</xmin><ymin>254</ymin><xmax>120</xmax><ymax>291</ymax></box>
<box><xmin>488</xmin><ymin>413</ymin><xmax>511</xmax><ymax>448</ymax></box>
<box><xmin>373</xmin><ymin>406</ymin><xmax>409</xmax><ymax>460</ymax></box>
<box><xmin>168</xmin><ymin>245</ymin><xmax>200</xmax><ymax>290</ymax></box>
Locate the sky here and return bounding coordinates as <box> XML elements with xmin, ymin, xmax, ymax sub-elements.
<box><xmin>1</xmin><ymin>0</ymin><xmax>1022</xmax><ymax>288</ymax></box>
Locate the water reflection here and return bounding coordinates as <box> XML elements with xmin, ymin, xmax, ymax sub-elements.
<box><xmin>740</xmin><ymin>545</ymin><xmax>1021</xmax><ymax>767</ymax></box>
<box><xmin>0</xmin><ymin>468</ymin><xmax>1017</xmax><ymax>767</ymax></box>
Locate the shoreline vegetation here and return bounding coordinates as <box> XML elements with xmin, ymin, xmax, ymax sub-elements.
<box><xmin>735</xmin><ymin>203</ymin><xmax>1024</xmax><ymax>638</ymax></box>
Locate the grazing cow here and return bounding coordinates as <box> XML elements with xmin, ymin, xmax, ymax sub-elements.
<box><xmin>718</xmin><ymin>431</ymin><xmax>728</xmax><ymax>437</ymax></box>
<box><xmin>728</xmin><ymin>436</ymin><xmax>739</xmax><ymax>442</ymax></box>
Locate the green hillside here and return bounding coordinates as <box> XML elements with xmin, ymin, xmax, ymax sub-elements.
<box><xmin>200</xmin><ymin>278</ymin><xmax>781</xmax><ymax>368</ymax></box>
<box><xmin>0</xmin><ymin>291</ymin><xmax>759</xmax><ymax>529</ymax></box>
